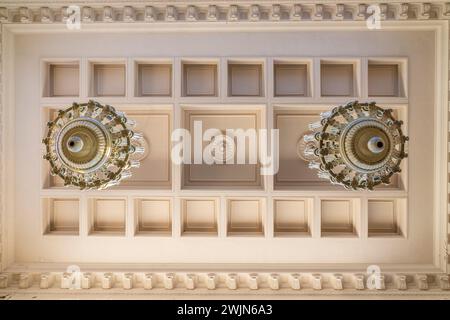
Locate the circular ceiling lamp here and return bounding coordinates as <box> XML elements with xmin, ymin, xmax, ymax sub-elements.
<box><xmin>302</xmin><ymin>101</ymin><xmax>408</xmax><ymax>190</ymax></box>
<box><xmin>42</xmin><ymin>100</ymin><xmax>145</xmax><ymax>190</ymax></box>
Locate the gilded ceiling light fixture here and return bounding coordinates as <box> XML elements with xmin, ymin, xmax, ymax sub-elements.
<box><xmin>303</xmin><ymin>101</ymin><xmax>408</xmax><ymax>190</ymax></box>
<box><xmin>42</xmin><ymin>100</ymin><xmax>144</xmax><ymax>190</ymax></box>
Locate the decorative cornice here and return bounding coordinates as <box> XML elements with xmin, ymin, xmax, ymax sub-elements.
<box><xmin>0</xmin><ymin>2</ymin><xmax>450</xmax><ymax>24</ymax></box>
<box><xmin>0</xmin><ymin>271</ymin><xmax>449</xmax><ymax>293</ymax></box>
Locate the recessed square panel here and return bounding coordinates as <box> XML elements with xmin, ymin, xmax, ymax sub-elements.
<box><xmin>228</xmin><ymin>63</ymin><xmax>264</xmax><ymax>96</ymax></box>
<box><xmin>368</xmin><ymin>199</ymin><xmax>405</xmax><ymax>237</ymax></box>
<box><xmin>44</xmin><ymin>63</ymin><xmax>79</xmax><ymax>97</ymax></box>
<box><xmin>137</xmin><ymin>64</ymin><xmax>172</xmax><ymax>96</ymax></box>
<box><xmin>183</xmin><ymin>63</ymin><xmax>218</xmax><ymax>96</ymax></box>
<box><xmin>136</xmin><ymin>199</ymin><xmax>171</xmax><ymax>235</ymax></box>
<box><xmin>227</xmin><ymin>199</ymin><xmax>264</xmax><ymax>236</ymax></box>
<box><xmin>368</xmin><ymin>64</ymin><xmax>399</xmax><ymax>97</ymax></box>
<box><xmin>91</xmin><ymin>63</ymin><xmax>126</xmax><ymax>97</ymax></box>
<box><xmin>274</xmin><ymin>64</ymin><xmax>308</xmax><ymax>96</ymax></box>
<box><xmin>43</xmin><ymin>198</ymin><xmax>79</xmax><ymax>235</ymax></box>
<box><xmin>182</xmin><ymin>109</ymin><xmax>262</xmax><ymax>189</ymax></box>
<box><xmin>89</xmin><ymin>199</ymin><xmax>126</xmax><ymax>235</ymax></box>
<box><xmin>320</xmin><ymin>63</ymin><xmax>355</xmax><ymax>96</ymax></box>
<box><xmin>274</xmin><ymin>199</ymin><xmax>310</xmax><ymax>236</ymax></box>
<box><xmin>181</xmin><ymin>199</ymin><xmax>218</xmax><ymax>235</ymax></box>
<box><xmin>321</xmin><ymin>200</ymin><xmax>357</xmax><ymax>236</ymax></box>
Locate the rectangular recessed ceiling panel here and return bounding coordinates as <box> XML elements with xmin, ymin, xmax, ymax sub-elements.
<box><xmin>274</xmin><ymin>63</ymin><xmax>308</xmax><ymax>97</ymax></box>
<box><xmin>274</xmin><ymin>111</ymin><xmax>328</xmax><ymax>188</ymax></box>
<box><xmin>137</xmin><ymin>64</ymin><xmax>172</xmax><ymax>97</ymax></box>
<box><xmin>321</xmin><ymin>199</ymin><xmax>359</xmax><ymax>236</ymax></box>
<box><xmin>228</xmin><ymin>63</ymin><xmax>264</xmax><ymax>96</ymax></box>
<box><xmin>92</xmin><ymin>63</ymin><xmax>126</xmax><ymax>96</ymax></box>
<box><xmin>135</xmin><ymin>198</ymin><xmax>172</xmax><ymax>235</ymax></box>
<box><xmin>227</xmin><ymin>199</ymin><xmax>264</xmax><ymax>236</ymax></box>
<box><xmin>46</xmin><ymin>63</ymin><xmax>79</xmax><ymax>97</ymax></box>
<box><xmin>274</xmin><ymin>199</ymin><xmax>310</xmax><ymax>235</ymax></box>
<box><xmin>183</xmin><ymin>63</ymin><xmax>218</xmax><ymax>96</ymax></box>
<box><xmin>89</xmin><ymin>199</ymin><xmax>126</xmax><ymax>235</ymax></box>
<box><xmin>182</xmin><ymin>198</ymin><xmax>218</xmax><ymax>235</ymax></box>
<box><xmin>368</xmin><ymin>64</ymin><xmax>399</xmax><ymax>97</ymax></box>
<box><xmin>320</xmin><ymin>63</ymin><xmax>355</xmax><ymax>97</ymax></box>
<box><xmin>183</xmin><ymin>109</ymin><xmax>262</xmax><ymax>189</ymax></box>
<box><xmin>119</xmin><ymin>110</ymin><xmax>172</xmax><ymax>188</ymax></box>
<box><xmin>42</xmin><ymin>198</ymin><xmax>79</xmax><ymax>234</ymax></box>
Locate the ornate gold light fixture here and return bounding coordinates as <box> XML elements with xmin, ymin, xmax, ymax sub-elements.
<box><xmin>43</xmin><ymin>100</ymin><xmax>144</xmax><ymax>190</ymax></box>
<box><xmin>304</xmin><ymin>101</ymin><xmax>408</xmax><ymax>190</ymax></box>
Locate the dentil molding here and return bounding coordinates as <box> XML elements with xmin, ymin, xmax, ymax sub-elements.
<box><xmin>0</xmin><ymin>2</ymin><xmax>450</xmax><ymax>23</ymax></box>
<box><xmin>0</xmin><ymin>271</ymin><xmax>449</xmax><ymax>293</ymax></box>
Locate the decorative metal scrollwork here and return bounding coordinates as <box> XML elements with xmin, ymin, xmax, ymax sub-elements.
<box><xmin>42</xmin><ymin>100</ymin><xmax>145</xmax><ymax>190</ymax></box>
<box><xmin>304</xmin><ymin>101</ymin><xmax>408</xmax><ymax>190</ymax></box>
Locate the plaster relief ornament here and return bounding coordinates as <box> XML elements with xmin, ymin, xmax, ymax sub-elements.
<box><xmin>42</xmin><ymin>100</ymin><xmax>145</xmax><ymax>190</ymax></box>
<box><xmin>303</xmin><ymin>101</ymin><xmax>408</xmax><ymax>190</ymax></box>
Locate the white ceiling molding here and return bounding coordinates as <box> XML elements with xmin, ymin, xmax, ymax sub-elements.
<box><xmin>0</xmin><ymin>271</ymin><xmax>449</xmax><ymax>293</ymax></box>
<box><xmin>0</xmin><ymin>2</ymin><xmax>450</xmax><ymax>23</ymax></box>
